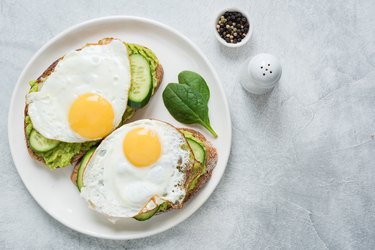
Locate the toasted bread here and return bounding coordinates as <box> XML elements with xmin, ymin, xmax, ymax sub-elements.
<box><xmin>70</xmin><ymin>127</ymin><xmax>218</xmax><ymax>215</ymax></box>
<box><xmin>24</xmin><ymin>38</ymin><xmax>163</xmax><ymax>167</ymax></box>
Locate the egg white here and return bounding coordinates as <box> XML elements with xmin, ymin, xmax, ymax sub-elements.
<box><xmin>80</xmin><ymin>119</ymin><xmax>193</xmax><ymax>219</ymax></box>
<box><xmin>26</xmin><ymin>39</ymin><xmax>131</xmax><ymax>142</ymax></box>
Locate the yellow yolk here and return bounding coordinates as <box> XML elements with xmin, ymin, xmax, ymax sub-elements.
<box><xmin>123</xmin><ymin>127</ymin><xmax>161</xmax><ymax>167</ymax></box>
<box><xmin>69</xmin><ymin>93</ymin><xmax>114</xmax><ymax>139</ymax></box>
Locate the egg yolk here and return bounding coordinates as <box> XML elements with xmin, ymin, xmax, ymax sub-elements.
<box><xmin>69</xmin><ymin>93</ymin><xmax>114</xmax><ymax>139</ymax></box>
<box><xmin>123</xmin><ymin>127</ymin><xmax>161</xmax><ymax>167</ymax></box>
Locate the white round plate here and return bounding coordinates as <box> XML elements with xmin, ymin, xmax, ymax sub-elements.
<box><xmin>8</xmin><ymin>16</ymin><xmax>232</xmax><ymax>240</ymax></box>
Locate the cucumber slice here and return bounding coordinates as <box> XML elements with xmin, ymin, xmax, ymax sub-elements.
<box><xmin>29</xmin><ymin>130</ymin><xmax>60</xmax><ymax>153</ymax></box>
<box><xmin>134</xmin><ymin>205</ymin><xmax>159</xmax><ymax>221</ymax></box>
<box><xmin>77</xmin><ymin>148</ymin><xmax>96</xmax><ymax>191</ymax></box>
<box><xmin>128</xmin><ymin>54</ymin><xmax>153</xmax><ymax>108</ymax></box>
<box><xmin>187</xmin><ymin>138</ymin><xmax>206</xmax><ymax>164</ymax></box>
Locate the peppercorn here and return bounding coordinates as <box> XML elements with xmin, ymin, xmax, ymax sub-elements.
<box><xmin>216</xmin><ymin>11</ymin><xmax>249</xmax><ymax>44</ymax></box>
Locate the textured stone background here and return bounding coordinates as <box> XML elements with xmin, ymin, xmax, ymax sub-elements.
<box><xmin>2</xmin><ymin>0</ymin><xmax>375</xmax><ymax>249</ymax></box>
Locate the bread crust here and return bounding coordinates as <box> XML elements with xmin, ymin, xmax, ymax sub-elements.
<box><xmin>24</xmin><ymin>38</ymin><xmax>163</xmax><ymax>167</ymax></box>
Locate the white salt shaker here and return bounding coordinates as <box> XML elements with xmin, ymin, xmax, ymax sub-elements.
<box><xmin>239</xmin><ymin>53</ymin><xmax>282</xmax><ymax>94</ymax></box>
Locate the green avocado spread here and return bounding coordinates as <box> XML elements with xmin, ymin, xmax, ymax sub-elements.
<box><xmin>26</xmin><ymin>43</ymin><xmax>158</xmax><ymax>170</ymax></box>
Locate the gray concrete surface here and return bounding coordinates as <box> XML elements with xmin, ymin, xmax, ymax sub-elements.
<box><xmin>1</xmin><ymin>0</ymin><xmax>375</xmax><ymax>249</ymax></box>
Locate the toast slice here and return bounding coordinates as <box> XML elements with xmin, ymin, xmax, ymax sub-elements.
<box><xmin>70</xmin><ymin>127</ymin><xmax>218</xmax><ymax>219</ymax></box>
<box><xmin>24</xmin><ymin>38</ymin><xmax>163</xmax><ymax>168</ymax></box>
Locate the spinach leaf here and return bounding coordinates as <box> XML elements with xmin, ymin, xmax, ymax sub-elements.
<box><xmin>162</xmin><ymin>83</ymin><xmax>217</xmax><ymax>137</ymax></box>
<box><xmin>178</xmin><ymin>71</ymin><xmax>210</xmax><ymax>104</ymax></box>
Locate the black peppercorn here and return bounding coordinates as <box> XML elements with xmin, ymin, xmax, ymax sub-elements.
<box><xmin>216</xmin><ymin>11</ymin><xmax>249</xmax><ymax>44</ymax></box>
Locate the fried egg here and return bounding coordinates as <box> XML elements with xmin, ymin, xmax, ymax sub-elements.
<box><xmin>80</xmin><ymin>119</ymin><xmax>193</xmax><ymax>219</ymax></box>
<box><xmin>26</xmin><ymin>39</ymin><xmax>130</xmax><ymax>142</ymax></box>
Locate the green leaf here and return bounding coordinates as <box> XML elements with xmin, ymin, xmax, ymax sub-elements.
<box><xmin>162</xmin><ymin>83</ymin><xmax>217</xmax><ymax>137</ymax></box>
<box><xmin>178</xmin><ymin>71</ymin><xmax>210</xmax><ymax>104</ymax></box>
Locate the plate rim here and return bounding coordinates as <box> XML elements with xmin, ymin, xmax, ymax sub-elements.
<box><xmin>8</xmin><ymin>15</ymin><xmax>232</xmax><ymax>240</ymax></box>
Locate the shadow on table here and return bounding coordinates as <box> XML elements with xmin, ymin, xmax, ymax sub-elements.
<box><xmin>217</xmin><ymin>40</ymin><xmax>255</xmax><ymax>61</ymax></box>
